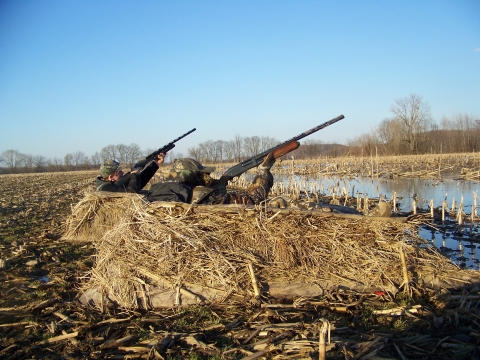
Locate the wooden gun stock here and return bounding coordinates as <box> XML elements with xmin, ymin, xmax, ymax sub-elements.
<box><xmin>271</xmin><ymin>141</ymin><xmax>300</xmax><ymax>159</ymax></box>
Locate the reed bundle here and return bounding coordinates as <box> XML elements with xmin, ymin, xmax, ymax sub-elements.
<box><xmin>64</xmin><ymin>192</ymin><xmax>480</xmax><ymax>310</ymax></box>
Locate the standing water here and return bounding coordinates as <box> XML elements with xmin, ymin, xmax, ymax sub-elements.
<box><xmin>265</xmin><ymin>173</ymin><xmax>480</xmax><ymax>270</ymax></box>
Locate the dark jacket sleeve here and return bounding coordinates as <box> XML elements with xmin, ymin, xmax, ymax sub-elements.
<box><xmin>137</xmin><ymin>161</ymin><xmax>160</xmax><ymax>189</ymax></box>
<box><xmin>96</xmin><ymin>160</ymin><xmax>159</xmax><ymax>193</ymax></box>
<box><xmin>132</xmin><ymin>157</ymin><xmax>148</xmax><ymax>169</ymax></box>
<box><xmin>96</xmin><ymin>174</ymin><xmax>137</xmax><ymax>192</ymax></box>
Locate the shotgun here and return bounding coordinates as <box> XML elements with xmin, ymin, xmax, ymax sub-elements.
<box><xmin>134</xmin><ymin>128</ymin><xmax>196</xmax><ymax>169</ymax></box>
<box><xmin>195</xmin><ymin>114</ymin><xmax>344</xmax><ymax>203</ymax></box>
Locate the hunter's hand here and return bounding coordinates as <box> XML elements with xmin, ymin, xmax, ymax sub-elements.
<box><xmin>156</xmin><ymin>153</ymin><xmax>165</xmax><ymax>165</ymax></box>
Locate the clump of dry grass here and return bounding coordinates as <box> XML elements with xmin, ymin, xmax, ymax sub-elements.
<box><xmin>64</xmin><ymin>192</ymin><xmax>480</xmax><ymax>310</ymax></box>
<box><xmin>63</xmin><ymin>191</ymin><xmax>148</xmax><ymax>241</ymax></box>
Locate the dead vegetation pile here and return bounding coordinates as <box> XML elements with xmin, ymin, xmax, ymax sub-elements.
<box><xmin>63</xmin><ymin>191</ymin><xmax>480</xmax><ymax>311</ymax></box>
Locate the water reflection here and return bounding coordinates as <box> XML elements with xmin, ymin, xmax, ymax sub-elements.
<box><xmin>419</xmin><ymin>225</ymin><xmax>480</xmax><ymax>270</ymax></box>
<box><xmin>274</xmin><ymin>174</ymin><xmax>479</xmax><ymax>213</ymax></box>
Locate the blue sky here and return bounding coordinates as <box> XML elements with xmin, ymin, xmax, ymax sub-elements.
<box><xmin>1</xmin><ymin>0</ymin><xmax>479</xmax><ymax>159</ymax></box>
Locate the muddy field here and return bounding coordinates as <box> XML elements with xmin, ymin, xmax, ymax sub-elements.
<box><xmin>1</xmin><ymin>163</ymin><xmax>480</xmax><ymax>359</ymax></box>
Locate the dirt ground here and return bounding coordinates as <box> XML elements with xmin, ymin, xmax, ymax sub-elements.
<box><xmin>1</xmin><ymin>170</ymin><xmax>480</xmax><ymax>360</ymax></box>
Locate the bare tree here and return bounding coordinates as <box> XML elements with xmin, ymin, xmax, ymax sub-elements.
<box><xmin>390</xmin><ymin>94</ymin><xmax>432</xmax><ymax>153</ymax></box>
<box><xmin>233</xmin><ymin>134</ymin><xmax>243</xmax><ymax>162</ymax></box>
<box><xmin>440</xmin><ymin>116</ymin><xmax>454</xmax><ymax>131</ymax></box>
<box><xmin>1</xmin><ymin>150</ymin><xmax>23</xmax><ymax>173</ymax></box>
<box><xmin>453</xmin><ymin>113</ymin><xmax>476</xmax><ymax>152</ymax></box>
<box><xmin>20</xmin><ymin>154</ymin><xmax>33</xmax><ymax>172</ymax></box>
<box><xmin>376</xmin><ymin>118</ymin><xmax>404</xmax><ymax>155</ymax></box>
<box><xmin>72</xmin><ymin>151</ymin><xmax>88</xmax><ymax>169</ymax></box>
<box><xmin>49</xmin><ymin>157</ymin><xmax>63</xmax><ymax>172</ymax></box>
<box><xmin>100</xmin><ymin>145</ymin><xmax>118</xmax><ymax>162</ymax></box>
<box><xmin>114</xmin><ymin>143</ymin><xmax>141</xmax><ymax>165</ymax></box>
<box><xmin>301</xmin><ymin>139</ymin><xmax>324</xmax><ymax>158</ymax></box>
<box><xmin>33</xmin><ymin>155</ymin><xmax>48</xmax><ymax>172</ymax></box>
<box><xmin>64</xmin><ymin>153</ymin><xmax>73</xmax><ymax>171</ymax></box>
<box><xmin>169</xmin><ymin>151</ymin><xmax>183</xmax><ymax>163</ymax></box>
<box><xmin>115</xmin><ymin>144</ymin><xmax>129</xmax><ymax>164</ymax></box>
<box><xmin>260</xmin><ymin>136</ymin><xmax>279</xmax><ymax>152</ymax></box>
<box><xmin>199</xmin><ymin>141</ymin><xmax>217</xmax><ymax>163</ymax></box>
<box><xmin>187</xmin><ymin>146</ymin><xmax>203</xmax><ymax>161</ymax></box>
<box><xmin>223</xmin><ymin>140</ymin><xmax>236</xmax><ymax>162</ymax></box>
<box><xmin>348</xmin><ymin>133</ymin><xmax>379</xmax><ymax>156</ymax></box>
<box><xmin>91</xmin><ymin>152</ymin><xmax>101</xmax><ymax>167</ymax></box>
<box><xmin>128</xmin><ymin>143</ymin><xmax>142</xmax><ymax>164</ymax></box>
<box><xmin>213</xmin><ymin>140</ymin><xmax>226</xmax><ymax>163</ymax></box>
<box><xmin>163</xmin><ymin>150</ymin><xmax>179</xmax><ymax>164</ymax></box>
<box><xmin>243</xmin><ymin>136</ymin><xmax>261</xmax><ymax>157</ymax></box>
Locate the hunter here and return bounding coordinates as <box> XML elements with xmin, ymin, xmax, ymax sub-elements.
<box><xmin>96</xmin><ymin>153</ymin><xmax>165</xmax><ymax>193</ymax></box>
<box><xmin>146</xmin><ymin>152</ymin><xmax>275</xmax><ymax>205</ymax></box>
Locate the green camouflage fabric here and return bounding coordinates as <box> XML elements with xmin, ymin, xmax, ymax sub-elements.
<box><xmin>167</xmin><ymin>159</ymin><xmax>217</xmax><ymax>186</ymax></box>
<box><xmin>99</xmin><ymin>160</ymin><xmax>120</xmax><ymax>178</ymax></box>
<box><xmin>201</xmin><ymin>172</ymin><xmax>273</xmax><ymax>205</ymax></box>
<box><xmin>167</xmin><ymin>169</ymin><xmax>226</xmax><ymax>193</ymax></box>
<box><xmin>172</xmin><ymin>158</ymin><xmax>216</xmax><ymax>174</ymax></box>
<box><xmin>167</xmin><ymin>169</ymin><xmax>205</xmax><ymax>186</ymax></box>
<box><xmin>167</xmin><ymin>157</ymin><xmax>273</xmax><ymax>205</ymax></box>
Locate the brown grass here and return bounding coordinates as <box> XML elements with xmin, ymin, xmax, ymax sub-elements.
<box><xmin>64</xmin><ymin>191</ymin><xmax>480</xmax><ymax>310</ymax></box>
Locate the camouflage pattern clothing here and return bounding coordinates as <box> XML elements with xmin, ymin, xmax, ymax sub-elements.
<box><xmin>99</xmin><ymin>160</ymin><xmax>121</xmax><ymax>178</ymax></box>
<box><xmin>166</xmin><ymin>158</ymin><xmax>274</xmax><ymax>205</ymax></box>
<box><xmin>198</xmin><ymin>171</ymin><xmax>273</xmax><ymax>205</ymax></box>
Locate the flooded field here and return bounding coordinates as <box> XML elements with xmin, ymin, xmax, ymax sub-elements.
<box><xmin>253</xmin><ymin>172</ymin><xmax>479</xmax><ymax>269</ymax></box>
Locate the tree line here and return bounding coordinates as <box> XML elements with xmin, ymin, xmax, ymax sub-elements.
<box><xmin>1</xmin><ymin>94</ymin><xmax>478</xmax><ymax>174</ymax></box>
<box><xmin>347</xmin><ymin>94</ymin><xmax>479</xmax><ymax>156</ymax></box>
<box><xmin>0</xmin><ymin>135</ymin><xmax>276</xmax><ymax>174</ymax></box>
<box><xmin>186</xmin><ymin>136</ymin><xmax>280</xmax><ymax>163</ymax></box>
<box><xmin>187</xmin><ymin>94</ymin><xmax>479</xmax><ymax>161</ymax></box>
<box><xmin>0</xmin><ymin>144</ymin><xmax>149</xmax><ymax>174</ymax></box>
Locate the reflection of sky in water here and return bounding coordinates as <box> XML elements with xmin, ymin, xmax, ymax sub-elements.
<box><xmin>274</xmin><ymin>174</ymin><xmax>479</xmax><ymax>213</ymax></box>
<box><xmin>419</xmin><ymin>226</ymin><xmax>480</xmax><ymax>270</ymax></box>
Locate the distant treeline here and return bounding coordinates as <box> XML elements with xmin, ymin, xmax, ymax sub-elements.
<box><xmin>186</xmin><ymin>137</ymin><xmax>348</xmax><ymax>163</ymax></box>
<box><xmin>1</xmin><ymin>94</ymin><xmax>478</xmax><ymax>174</ymax></box>
<box><xmin>0</xmin><ymin>136</ymin><xmax>347</xmax><ymax>174</ymax></box>
<box><xmin>346</xmin><ymin>94</ymin><xmax>479</xmax><ymax>156</ymax></box>
<box><xmin>0</xmin><ymin>144</ymin><xmax>152</xmax><ymax>174</ymax></box>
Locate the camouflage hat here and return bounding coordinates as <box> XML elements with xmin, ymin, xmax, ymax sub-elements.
<box><xmin>100</xmin><ymin>160</ymin><xmax>120</xmax><ymax>178</ymax></box>
<box><xmin>172</xmin><ymin>158</ymin><xmax>216</xmax><ymax>174</ymax></box>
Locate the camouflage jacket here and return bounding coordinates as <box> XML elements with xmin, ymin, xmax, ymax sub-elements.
<box><xmin>166</xmin><ymin>168</ymin><xmax>273</xmax><ymax>205</ymax></box>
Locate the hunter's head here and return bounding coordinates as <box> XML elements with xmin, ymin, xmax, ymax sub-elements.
<box><xmin>100</xmin><ymin>160</ymin><xmax>124</xmax><ymax>181</ymax></box>
<box><xmin>172</xmin><ymin>158</ymin><xmax>215</xmax><ymax>174</ymax></box>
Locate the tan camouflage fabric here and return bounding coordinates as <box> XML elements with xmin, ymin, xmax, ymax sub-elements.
<box><xmin>167</xmin><ymin>157</ymin><xmax>274</xmax><ymax>205</ymax></box>
<box><xmin>171</xmin><ymin>158</ymin><xmax>215</xmax><ymax>174</ymax></box>
<box><xmin>166</xmin><ymin>169</ymin><xmax>215</xmax><ymax>186</ymax></box>
<box><xmin>200</xmin><ymin>171</ymin><xmax>273</xmax><ymax>205</ymax></box>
